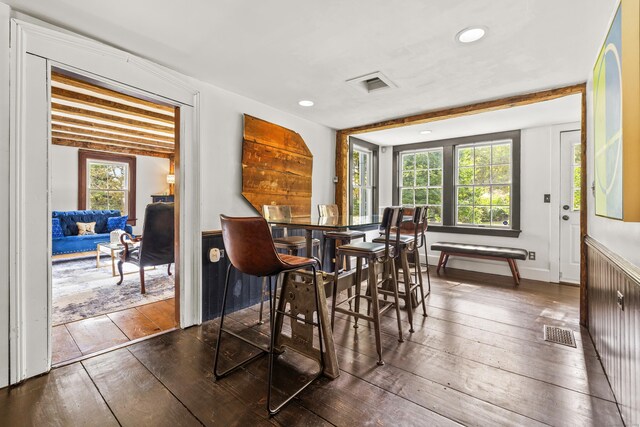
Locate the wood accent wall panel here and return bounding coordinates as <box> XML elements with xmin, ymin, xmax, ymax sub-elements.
<box><xmin>242</xmin><ymin>115</ymin><xmax>312</xmax><ymax>217</ymax></box>
<box><xmin>586</xmin><ymin>236</ymin><xmax>639</xmax><ymax>426</ymax></box>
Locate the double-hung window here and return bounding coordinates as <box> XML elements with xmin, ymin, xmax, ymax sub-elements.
<box><xmin>393</xmin><ymin>130</ymin><xmax>520</xmax><ymax>237</ymax></box>
<box><xmin>78</xmin><ymin>150</ymin><xmax>136</xmax><ymax>223</ymax></box>
<box><xmin>350</xmin><ymin>138</ymin><xmax>378</xmax><ymax>217</ymax></box>
<box><xmin>455</xmin><ymin>141</ymin><xmax>512</xmax><ymax>227</ymax></box>
<box><xmin>398</xmin><ymin>149</ymin><xmax>443</xmax><ymax>224</ymax></box>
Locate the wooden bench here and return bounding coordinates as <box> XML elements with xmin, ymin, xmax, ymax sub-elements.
<box><xmin>430</xmin><ymin>242</ymin><xmax>528</xmax><ymax>285</ymax></box>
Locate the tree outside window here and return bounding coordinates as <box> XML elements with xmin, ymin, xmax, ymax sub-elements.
<box><xmin>398</xmin><ymin>148</ymin><xmax>443</xmax><ymax>224</ymax></box>
<box><xmin>455</xmin><ymin>140</ymin><xmax>512</xmax><ymax>227</ymax></box>
<box><xmin>87</xmin><ymin>161</ymin><xmax>128</xmax><ymax>213</ymax></box>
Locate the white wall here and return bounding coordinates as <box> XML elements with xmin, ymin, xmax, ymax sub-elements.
<box><xmin>51</xmin><ymin>145</ymin><xmax>170</xmax><ymax>235</ymax></box>
<box><xmin>191</xmin><ymin>80</ymin><xmax>336</xmax><ymax>231</ymax></box>
<box><xmin>378</xmin><ymin>122</ymin><xmax>580</xmax><ymax>282</ymax></box>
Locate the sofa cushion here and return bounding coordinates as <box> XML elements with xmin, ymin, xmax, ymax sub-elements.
<box><xmin>107</xmin><ymin>215</ymin><xmax>128</xmax><ymax>232</ymax></box>
<box><xmin>53</xmin><ymin>210</ymin><xmax>123</xmax><ymax>236</ymax></box>
<box><xmin>52</xmin><ymin>218</ymin><xmax>64</xmax><ymax>238</ymax></box>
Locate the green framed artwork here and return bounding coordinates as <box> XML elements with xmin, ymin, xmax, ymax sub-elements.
<box><xmin>593</xmin><ymin>0</ymin><xmax>640</xmax><ymax>221</ymax></box>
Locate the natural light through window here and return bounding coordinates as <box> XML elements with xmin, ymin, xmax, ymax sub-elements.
<box><xmin>573</xmin><ymin>142</ymin><xmax>581</xmax><ymax>211</ymax></box>
<box><xmin>86</xmin><ymin>160</ymin><xmax>129</xmax><ymax>214</ymax></box>
<box><xmin>455</xmin><ymin>140</ymin><xmax>512</xmax><ymax>227</ymax></box>
<box><xmin>399</xmin><ymin>148</ymin><xmax>443</xmax><ymax>224</ymax></box>
<box><xmin>352</xmin><ymin>146</ymin><xmax>373</xmax><ymax>216</ymax></box>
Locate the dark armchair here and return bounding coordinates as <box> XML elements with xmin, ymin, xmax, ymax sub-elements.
<box><xmin>117</xmin><ymin>202</ymin><xmax>175</xmax><ymax>293</ymax></box>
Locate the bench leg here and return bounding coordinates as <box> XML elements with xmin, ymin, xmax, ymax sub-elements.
<box><xmin>442</xmin><ymin>254</ymin><xmax>450</xmax><ymax>269</ymax></box>
<box><xmin>507</xmin><ymin>259</ymin><xmax>520</xmax><ymax>286</ymax></box>
<box><xmin>436</xmin><ymin>252</ymin><xmax>446</xmax><ymax>274</ymax></box>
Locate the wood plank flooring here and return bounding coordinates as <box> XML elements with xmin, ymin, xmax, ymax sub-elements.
<box><xmin>52</xmin><ymin>298</ymin><xmax>176</xmax><ymax>365</ymax></box>
<box><xmin>2</xmin><ymin>269</ymin><xmax>624</xmax><ymax>426</ymax></box>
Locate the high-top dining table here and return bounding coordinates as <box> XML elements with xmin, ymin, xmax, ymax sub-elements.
<box><xmin>265</xmin><ymin>214</ymin><xmax>382</xmax><ymax>379</ymax></box>
<box><xmin>266</xmin><ymin>214</ymin><xmax>383</xmax><ymax>259</ymax></box>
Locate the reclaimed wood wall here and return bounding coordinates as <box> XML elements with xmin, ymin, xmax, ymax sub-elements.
<box><xmin>242</xmin><ymin>114</ymin><xmax>313</xmax><ymax>217</ymax></box>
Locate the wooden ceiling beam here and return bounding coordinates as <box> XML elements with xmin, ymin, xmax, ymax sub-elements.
<box><xmin>51</xmin><ymin>116</ymin><xmax>174</xmax><ymax>141</ymax></box>
<box><xmin>52</xmin><ymin>137</ymin><xmax>172</xmax><ymax>159</ymax></box>
<box><xmin>52</xmin><ymin>132</ymin><xmax>174</xmax><ymax>154</ymax></box>
<box><xmin>51</xmin><ymin>87</ymin><xmax>175</xmax><ymax>124</ymax></box>
<box><xmin>52</xmin><ymin>103</ymin><xmax>173</xmax><ymax>133</ymax></box>
<box><xmin>52</xmin><ymin>124</ymin><xmax>175</xmax><ymax>148</ymax></box>
<box><xmin>51</xmin><ymin>71</ymin><xmax>175</xmax><ymax>113</ymax></box>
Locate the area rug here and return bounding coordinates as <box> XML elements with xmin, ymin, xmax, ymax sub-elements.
<box><xmin>52</xmin><ymin>258</ymin><xmax>174</xmax><ymax>326</ymax></box>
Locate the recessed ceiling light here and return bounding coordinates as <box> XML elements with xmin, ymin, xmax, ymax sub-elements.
<box><xmin>456</xmin><ymin>27</ymin><xmax>487</xmax><ymax>44</ymax></box>
<box><xmin>419</xmin><ymin>130</ymin><xmax>432</xmax><ymax>135</ymax></box>
<box><xmin>298</xmin><ymin>100</ymin><xmax>314</xmax><ymax>107</ymax></box>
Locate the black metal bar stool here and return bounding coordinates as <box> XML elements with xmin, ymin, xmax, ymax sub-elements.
<box><xmin>214</xmin><ymin>215</ymin><xmax>324</xmax><ymax>416</ymax></box>
<box><xmin>258</xmin><ymin>205</ymin><xmax>321</xmax><ymax>324</ymax></box>
<box><xmin>331</xmin><ymin>206</ymin><xmax>405</xmax><ymax>365</ymax></box>
<box><xmin>373</xmin><ymin>206</ymin><xmax>429</xmax><ymax>333</ymax></box>
<box><xmin>318</xmin><ymin>203</ymin><xmax>366</xmax><ymax>272</ymax></box>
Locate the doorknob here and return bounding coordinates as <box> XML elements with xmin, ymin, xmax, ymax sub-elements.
<box><xmin>562</xmin><ymin>215</ymin><xmax>570</xmax><ymax>221</ymax></box>
<box><xmin>562</xmin><ymin>205</ymin><xmax>570</xmax><ymax>210</ymax></box>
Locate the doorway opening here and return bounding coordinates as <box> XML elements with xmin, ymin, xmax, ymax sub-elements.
<box><xmin>50</xmin><ymin>69</ymin><xmax>179</xmax><ymax>365</ymax></box>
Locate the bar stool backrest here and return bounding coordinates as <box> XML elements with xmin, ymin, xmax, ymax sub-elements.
<box><xmin>220</xmin><ymin>215</ymin><xmax>284</xmax><ymax>277</ymax></box>
<box><xmin>412</xmin><ymin>206</ymin><xmax>428</xmax><ymax>248</ymax></box>
<box><xmin>379</xmin><ymin>206</ymin><xmax>403</xmax><ymax>260</ymax></box>
<box><xmin>262</xmin><ymin>205</ymin><xmax>292</xmax><ymax>237</ymax></box>
<box><xmin>318</xmin><ymin>204</ymin><xmax>340</xmax><ymax>217</ymax></box>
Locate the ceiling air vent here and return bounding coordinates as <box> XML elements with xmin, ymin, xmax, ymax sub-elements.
<box><xmin>346</xmin><ymin>71</ymin><xmax>396</xmax><ymax>94</ymax></box>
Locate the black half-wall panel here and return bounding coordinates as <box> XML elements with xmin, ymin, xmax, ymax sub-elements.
<box><xmin>201</xmin><ymin>228</ymin><xmax>331</xmax><ymax>321</ymax></box>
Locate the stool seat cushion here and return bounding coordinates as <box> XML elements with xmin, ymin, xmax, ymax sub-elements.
<box><xmin>324</xmin><ymin>230</ymin><xmax>366</xmax><ymax>240</ymax></box>
<box><xmin>279</xmin><ymin>254</ymin><xmax>319</xmax><ymax>268</ymax></box>
<box><xmin>337</xmin><ymin>241</ymin><xmax>387</xmax><ymax>255</ymax></box>
<box><xmin>372</xmin><ymin>234</ymin><xmax>415</xmax><ymax>245</ymax></box>
<box><xmin>431</xmin><ymin>242</ymin><xmax>528</xmax><ymax>260</ymax></box>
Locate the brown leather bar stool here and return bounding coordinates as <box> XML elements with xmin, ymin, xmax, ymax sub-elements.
<box><xmin>332</xmin><ymin>206</ymin><xmax>405</xmax><ymax>365</ymax></box>
<box><xmin>373</xmin><ymin>206</ymin><xmax>429</xmax><ymax>333</ymax></box>
<box><xmin>258</xmin><ymin>205</ymin><xmax>321</xmax><ymax>324</ymax></box>
<box><xmin>318</xmin><ymin>204</ymin><xmax>366</xmax><ymax>272</ymax></box>
<box><xmin>214</xmin><ymin>215</ymin><xmax>324</xmax><ymax>416</ymax></box>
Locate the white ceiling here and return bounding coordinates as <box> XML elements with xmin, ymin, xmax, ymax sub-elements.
<box><xmin>3</xmin><ymin>0</ymin><xmax>616</xmax><ymax>129</ymax></box>
<box><xmin>357</xmin><ymin>94</ymin><xmax>582</xmax><ymax>146</ymax></box>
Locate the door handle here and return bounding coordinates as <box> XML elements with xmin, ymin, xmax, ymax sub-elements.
<box><xmin>562</xmin><ymin>205</ymin><xmax>570</xmax><ymax>210</ymax></box>
<box><xmin>562</xmin><ymin>215</ymin><xmax>570</xmax><ymax>221</ymax></box>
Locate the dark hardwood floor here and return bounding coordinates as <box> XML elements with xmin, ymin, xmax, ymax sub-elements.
<box><xmin>0</xmin><ymin>269</ymin><xmax>623</xmax><ymax>426</ymax></box>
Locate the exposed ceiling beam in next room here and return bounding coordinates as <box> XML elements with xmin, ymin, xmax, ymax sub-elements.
<box><xmin>50</xmin><ymin>71</ymin><xmax>175</xmax><ymax>158</ymax></box>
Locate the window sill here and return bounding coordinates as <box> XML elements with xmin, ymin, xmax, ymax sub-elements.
<box><xmin>427</xmin><ymin>225</ymin><xmax>522</xmax><ymax>238</ymax></box>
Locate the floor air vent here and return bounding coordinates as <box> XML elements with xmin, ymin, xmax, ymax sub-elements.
<box><xmin>543</xmin><ymin>325</ymin><xmax>576</xmax><ymax>347</ymax></box>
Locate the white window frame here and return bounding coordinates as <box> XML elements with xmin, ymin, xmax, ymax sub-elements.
<box><xmin>454</xmin><ymin>139</ymin><xmax>513</xmax><ymax>228</ymax></box>
<box><xmin>398</xmin><ymin>147</ymin><xmax>443</xmax><ymax>224</ymax></box>
<box><xmin>86</xmin><ymin>159</ymin><xmax>130</xmax><ymax>214</ymax></box>
<box><xmin>352</xmin><ymin>144</ymin><xmax>374</xmax><ymax>217</ymax></box>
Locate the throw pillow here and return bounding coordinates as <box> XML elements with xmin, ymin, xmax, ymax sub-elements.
<box><xmin>107</xmin><ymin>215</ymin><xmax>128</xmax><ymax>232</ymax></box>
<box><xmin>76</xmin><ymin>222</ymin><xmax>96</xmax><ymax>235</ymax></box>
<box><xmin>52</xmin><ymin>218</ymin><xmax>64</xmax><ymax>238</ymax></box>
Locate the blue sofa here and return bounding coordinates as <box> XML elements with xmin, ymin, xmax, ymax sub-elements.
<box><xmin>52</xmin><ymin>210</ymin><xmax>133</xmax><ymax>255</ymax></box>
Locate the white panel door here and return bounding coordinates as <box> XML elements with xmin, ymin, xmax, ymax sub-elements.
<box><xmin>559</xmin><ymin>130</ymin><xmax>581</xmax><ymax>283</ymax></box>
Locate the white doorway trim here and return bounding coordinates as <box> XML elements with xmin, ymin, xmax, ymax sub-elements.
<box><xmin>548</xmin><ymin>122</ymin><xmax>581</xmax><ymax>284</ymax></box>
<box><xmin>9</xmin><ymin>18</ymin><xmax>202</xmax><ymax>384</ymax></box>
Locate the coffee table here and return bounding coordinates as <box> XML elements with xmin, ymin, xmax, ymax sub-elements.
<box><xmin>96</xmin><ymin>242</ymin><xmax>144</xmax><ymax>277</ymax></box>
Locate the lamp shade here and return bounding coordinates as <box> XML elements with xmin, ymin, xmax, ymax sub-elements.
<box><xmin>166</xmin><ymin>174</ymin><xmax>175</xmax><ymax>184</ymax></box>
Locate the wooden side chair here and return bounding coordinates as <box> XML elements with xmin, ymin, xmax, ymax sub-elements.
<box><xmin>116</xmin><ymin>202</ymin><xmax>174</xmax><ymax>294</ymax></box>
